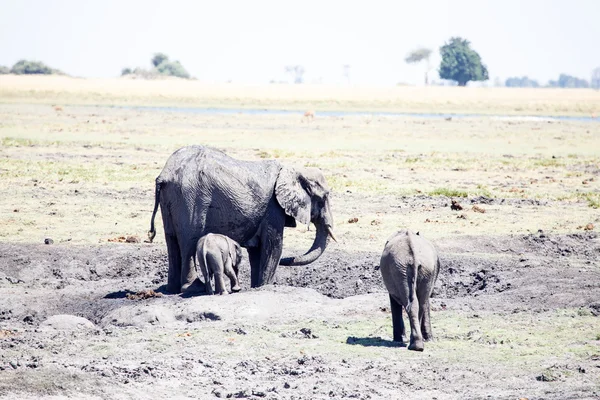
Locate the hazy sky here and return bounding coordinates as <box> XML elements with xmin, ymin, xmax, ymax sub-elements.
<box><xmin>1</xmin><ymin>0</ymin><xmax>598</xmax><ymax>85</ymax></box>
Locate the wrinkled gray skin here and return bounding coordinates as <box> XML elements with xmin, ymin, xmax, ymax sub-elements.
<box><xmin>148</xmin><ymin>145</ymin><xmax>335</xmax><ymax>293</ymax></box>
<box><xmin>196</xmin><ymin>233</ymin><xmax>243</xmax><ymax>295</ymax></box>
<box><xmin>379</xmin><ymin>230</ymin><xmax>440</xmax><ymax>351</ymax></box>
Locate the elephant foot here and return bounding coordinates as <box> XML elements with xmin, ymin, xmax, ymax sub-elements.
<box><xmin>392</xmin><ymin>334</ymin><xmax>407</xmax><ymax>344</ymax></box>
<box><xmin>231</xmin><ymin>285</ymin><xmax>241</xmax><ymax>293</ymax></box>
<box><xmin>408</xmin><ymin>339</ymin><xmax>424</xmax><ymax>352</ymax></box>
<box><xmin>166</xmin><ymin>282</ymin><xmax>182</xmax><ymax>294</ymax></box>
<box><xmin>181</xmin><ymin>278</ymin><xmax>205</xmax><ymax>295</ymax></box>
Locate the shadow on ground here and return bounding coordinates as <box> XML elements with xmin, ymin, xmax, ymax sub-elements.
<box><xmin>346</xmin><ymin>336</ymin><xmax>406</xmax><ymax>347</ymax></box>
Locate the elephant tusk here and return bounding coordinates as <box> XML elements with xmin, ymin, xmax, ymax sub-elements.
<box><xmin>327</xmin><ymin>226</ymin><xmax>337</xmax><ymax>243</ymax></box>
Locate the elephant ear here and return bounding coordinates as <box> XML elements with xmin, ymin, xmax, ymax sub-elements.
<box><xmin>275</xmin><ymin>167</ymin><xmax>311</xmax><ymax>226</ymax></box>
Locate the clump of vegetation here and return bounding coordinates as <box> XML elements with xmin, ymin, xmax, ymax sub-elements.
<box><xmin>579</xmin><ymin>192</ymin><xmax>600</xmax><ymax>209</ymax></box>
<box><xmin>548</xmin><ymin>74</ymin><xmax>589</xmax><ymax>88</ymax></box>
<box><xmin>505</xmin><ymin>76</ymin><xmax>540</xmax><ymax>88</ymax></box>
<box><xmin>121</xmin><ymin>53</ymin><xmax>190</xmax><ymax>79</ymax></box>
<box><xmin>10</xmin><ymin>60</ymin><xmax>64</xmax><ymax>75</ymax></box>
<box><xmin>0</xmin><ymin>65</ymin><xmax>9</xmax><ymax>74</ymax></box>
<box><xmin>428</xmin><ymin>188</ymin><xmax>469</xmax><ymax>198</ymax></box>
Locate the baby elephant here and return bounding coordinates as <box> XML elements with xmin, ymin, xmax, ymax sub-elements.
<box><xmin>379</xmin><ymin>230</ymin><xmax>440</xmax><ymax>351</ymax></box>
<box><xmin>196</xmin><ymin>233</ymin><xmax>243</xmax><ymax>295</ymax></box>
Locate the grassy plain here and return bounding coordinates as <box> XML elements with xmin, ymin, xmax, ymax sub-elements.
<box><xmin>2</xmin><ymin>74</ymin><xmax>600</xmax><ymax>115</ymax></box>
<box><xmin>0</xmin><ymin>76</ymin><xmax>598</xmax><ymax>251</ymax></box>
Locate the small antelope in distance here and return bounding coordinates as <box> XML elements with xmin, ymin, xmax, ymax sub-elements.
<box><xmin>302</xmin><ymin>110</ymin><xmax>315</xmax><ymax>122</ymax></box>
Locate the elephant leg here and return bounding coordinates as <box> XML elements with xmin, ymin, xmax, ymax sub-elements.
<box><xmin>224</xmin><ymin>258</ymin><xmax>241</xmax><ymax>293</ymax></box>
<box><xmin>181</xmin><ymin>241</ymin><xmax>202</xmax><ymax>294</ymax></box>
<box><xmin>252</xmin><ymin>211</ymin><xmax>284</xmax><ymax>287</ymax></box>
<box><xmin>197</xmin><ymin>250</ymin><xmax>213</xmax><ymax>295</ymax></box>
<box><xmin>248</xmin><ymin>247</ymin><xmax>261</xmax><ymax>288</ymax></box>
<box><xmin>165</xmin><ymin>233</ymin><xmax>182</xmax><ymax>294</ymax></box>
<box><xmin>389</xmin><ymin>294</ymin><xmax>406</xmax><ymax>343</ymax></box>
<box><xmin>407</xmin><ymin>289</ymin><xmax>424</xmax><ymax>351</ymax></box>
<box><xmin>418</xmin><ymin>286</ymin><xmax>433</xmax><ymax>341</ymax></box>
<box><xmin>420</xmin><ymin>298</ymin><xmax>433</xmax><ymax>342</ymax></box>
<box><xmin>213</xmin><ymin>266</ymin><xmax>228</xmax><ymax>295</ymax></box>
<box><xmin>255</xmin><ymin>223</ymin><xmax>283</xmax><ymax>287</ymax></box>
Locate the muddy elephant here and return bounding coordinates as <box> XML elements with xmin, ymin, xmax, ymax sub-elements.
<box><xmin>196</xmin><ymin>233</ymin><xmax>242</xmax><ymax>295</ymax></box>
<box><xmin>148</xmin><ymin>145</ymin><xmax>336</xmax><ymax>294</ymax></box>
<box><xmin>379</xmin><ymin>230</ymin><xmax>440</xmax><ymax>351</ymax></box>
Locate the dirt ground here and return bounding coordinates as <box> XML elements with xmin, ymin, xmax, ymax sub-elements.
<box><xmin>0</xmin><ymin>78</ymin><xmax>599</xmax><ymax>399</ymax></box>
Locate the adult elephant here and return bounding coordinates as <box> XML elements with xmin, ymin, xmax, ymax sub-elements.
<box><xmin>148</xmin><ymin>145</ymin><xmax>336</xmax><ymax>293</ymax></box>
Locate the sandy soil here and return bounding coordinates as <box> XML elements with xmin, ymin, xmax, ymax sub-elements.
<box><xmin>0</xmin><ymin>85</ymin><xmax>599</xmax><ymax>399</ymax></box>
<box><xmin>0</xmin><ymin>231</ymin><xmax>599</xmax><ymax>399</ymax></box>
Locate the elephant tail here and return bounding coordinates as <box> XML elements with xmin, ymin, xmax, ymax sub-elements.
<box><xmin>147</xmin><ymin>179</ymin><xmax>162</xmax><ymax>243</ymax></box>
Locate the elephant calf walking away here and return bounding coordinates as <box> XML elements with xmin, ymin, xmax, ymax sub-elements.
<box><xmin>379</xmin><ymin>230</ymin><xmax>440</xmax><ymax>351</ymax></box>
<box><xmin>196</xmin><ymin>233</ymin><xmax>243</xmax><ymax>295</ymax></box>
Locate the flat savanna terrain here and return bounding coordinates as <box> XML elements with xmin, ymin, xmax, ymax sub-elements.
<box><xmin>0</xmin><ymin>76</ymin><xmax>599</xmax><ymax>399</ymax></box>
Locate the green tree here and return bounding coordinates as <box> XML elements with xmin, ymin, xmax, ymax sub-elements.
<box><xmin>151</xmin><ymin>53</ymin><xmax>169</xmax><ymax>68</ymax></box>
<box><xmin>405</xmin><ymin>47</ymin><xmax>432</xmax><ymax>85</ymax></box>
<box><xmin>439</xmin><ymin>37</ymin><xmax>488</xmax><ymax>86</ymax></box>
<box><xmin>121</xmin><ymin>67</ymin><xmax>132</xmax><ymax>76</ymax></box>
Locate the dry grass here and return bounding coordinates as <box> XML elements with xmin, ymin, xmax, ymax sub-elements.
<box><xmin>1</xmin><ymin>75</ymin><xmax>600</xmax><ymax>116</ymax></box>
<box><xmin>0</xmin><ymin>98</ymin><xmax>598</xmax><ymax>251</ymax></box>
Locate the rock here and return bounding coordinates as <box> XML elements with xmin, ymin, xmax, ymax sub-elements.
<box><xmin>472</xmin><ymin>205</ymin><xmax>486</xmax><ymax>213</ymax></box>
<box><xmin>348</xmin><ymin>217</ymin><xmax>358</xmax><ymax>224</ymax></box>
<box><xmin>44</xmin><ymin>238</ymin><xmax>54</xmax><ymax>245</ymax></box>
<box><xmin>40</xmin><ymin>315</ymin><xmax>95</xmax><ymax>331</ymax></box>
<box><xmin>126</xmin><ymin>235</ymin><xmax>141</xmax><ymax>243</ymax></box>
<box><xmin>451</xmin><ymin>199</ymin><xmax>463</xmax><ymax>211</ymax></box>
<box><xmin>584</xmin><ymin>223</ymin><xmax>594</xmax><ymax>231</ymax></box>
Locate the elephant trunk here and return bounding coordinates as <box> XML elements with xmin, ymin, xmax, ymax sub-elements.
<box><xmin>279</xmin><ymin>222</ymin><xmax>333</xmax><ymax>266</ymax></box>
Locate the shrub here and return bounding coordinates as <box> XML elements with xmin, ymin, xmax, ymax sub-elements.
<box><xmin>0</xmin><ymin>65</ymin><xmax>9</xmax><ymax>74</ymax></box>
<box><xmin>151</xmin><ymin>53</ymin><xmax>169</xmax><ymax>68</ymax></box>
<box><xmin>11</xmin><ymin>60</ymin><xmax>54</xmax><ymax>75</ymax></box>
<box><xmin>155</xmin><ymin>60</ymin><xmax>190</xmax><ymax>79</ymax></box>
<box><xmin>121</xmin><ymin>67</ymin><xmax>132</xmax><ymax>76</ymax></box>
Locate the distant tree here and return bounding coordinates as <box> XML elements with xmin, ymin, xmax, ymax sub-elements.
<box><xmin>439</xmin><ymin>37</ymin><xmax>488</xmax><ymax>86</ymax></box>
<box><xmin>405</xmin><ymin>47</ymin><xmax>432</xmax><ymax>85</ymax></box>
<box><xmin>505</xmin><ymin>76</ymin><xmax>540</xmax><ymax>88</ymax></box>
<box><xmin>151</xmin><ymin>53</ymin><xmax>169</xmax><ymax>68</ymax></box>
<box><xmin>0</xmin><ymin>65</ymin><xmax>9</xmax><ymax>74</ymax></box>
<box><xmin>156</xmin><ymin>60</ymin><xmax>190</xmax><ymax>79</ymax></box>
<box><xmin>343</xmin><ymin>64</ymin><xmax>351</xmax><ymax>84</ymax></box>
<box><xmin>590</xmin><ymin>67</ymin><xmax>600</xmax><ymax>89</ymax></box>
<box><xmin>548</xmin><ymin>74</ymin><xmax>589</xmax><ymax>88</ymax></box>
<box><xmin>285</xmin><ymin>65</ymin><xmax>305</xmax><ymax>84</ymax></box>
<box><xmin>11</xmin><ymin>60</ymin><xmax>54</xmax><ymax>75</ymax></box>
<box><xmin>123</xmin><ymin>53</ymin><xmax>191</xmax><ymax>79</ymax></box>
